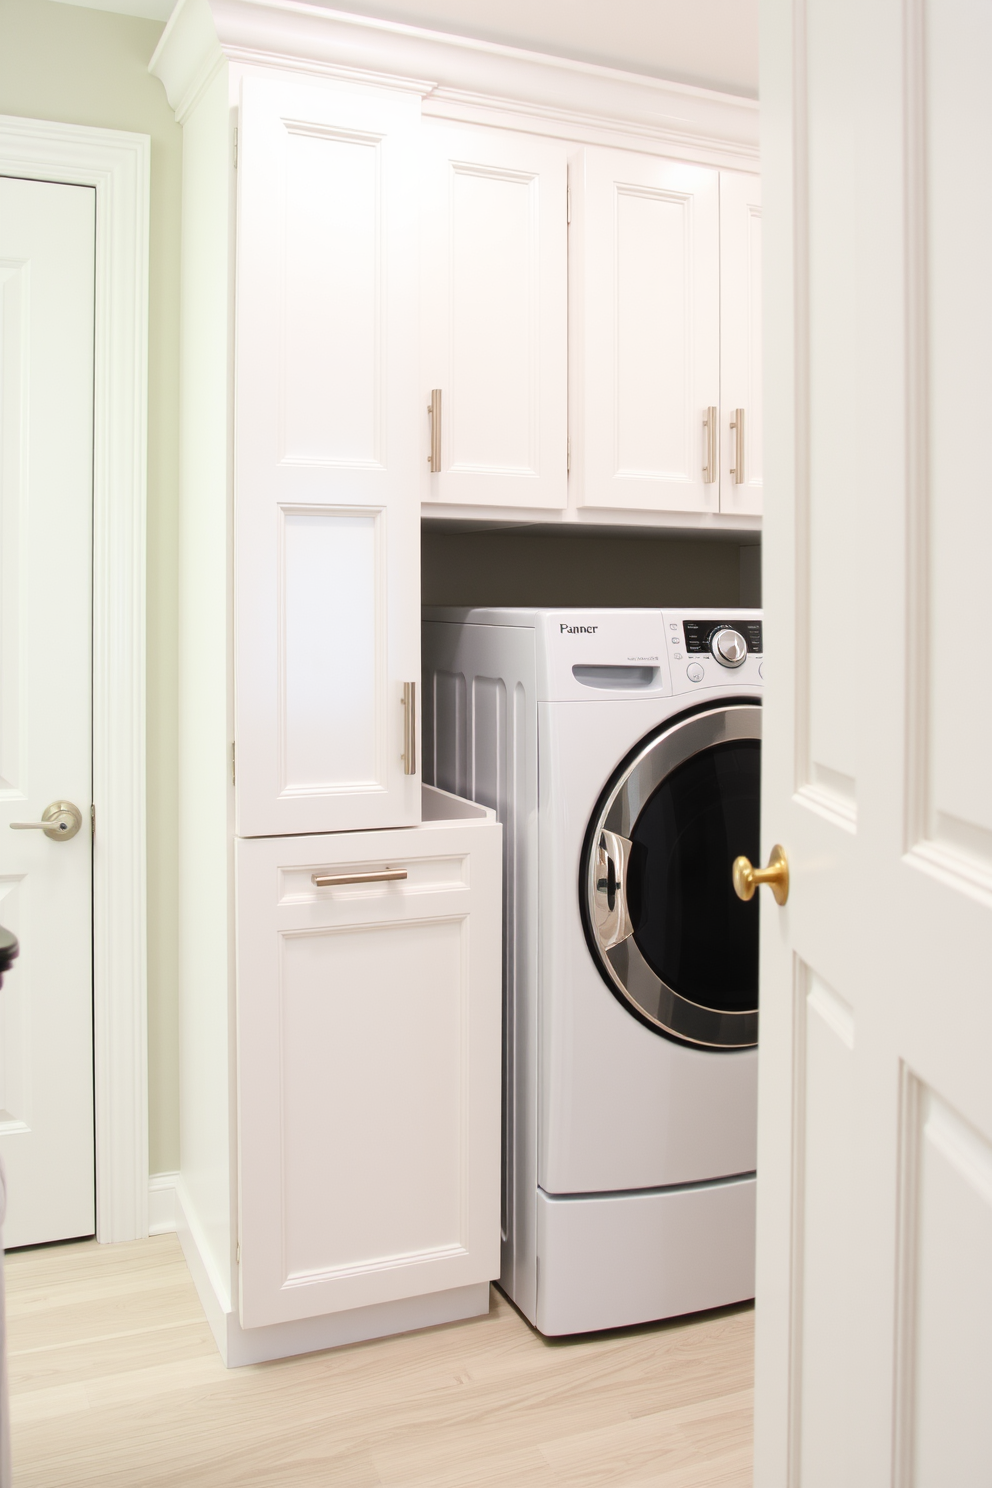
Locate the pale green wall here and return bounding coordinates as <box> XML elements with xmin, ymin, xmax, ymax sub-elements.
<box><xmin>0</xmin><ymin>0</ymin><xmax>180</xmax><ymax>1173</ymax></box>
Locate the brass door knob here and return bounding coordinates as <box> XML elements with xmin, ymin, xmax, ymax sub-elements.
<box><xmin>732</xmin><ymin>844</ymin><xmax>789</xmax><ymax>906</ymax></box>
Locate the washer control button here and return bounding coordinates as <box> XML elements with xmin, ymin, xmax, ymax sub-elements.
<box><xmin>687</xmin><ymin>662</ymin><xmax>705</xmax><ymax>682</ymax></box>
<box><xmin>711</xmin><ymin>627</ymin><xmax>748</xmax><ymax>668</ymax></box>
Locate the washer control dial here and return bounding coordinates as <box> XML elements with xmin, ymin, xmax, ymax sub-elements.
<box><xmin>711</xmin><ymin>627</ymin><xmax>748</xmax><ymax>668</ymax></box>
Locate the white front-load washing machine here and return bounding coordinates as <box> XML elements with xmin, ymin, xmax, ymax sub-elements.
<box><xmin>422</xmin><ymin>607</ymin><xmax>762</xmax><ymax>1335</ymax></box>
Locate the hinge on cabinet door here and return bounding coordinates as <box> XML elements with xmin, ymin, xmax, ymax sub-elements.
<box><xmin>233</xmin><ymin>127</ymin><xmax>238</xmax><ymax>169</ymax></box>
<box><xmin>566</xmin><ymin>185</ymin><xmax>571</xmax><ymax>224</ymax></box>
<box><xmin>567</xmin><ymin>436</ymin><xmax>571</xmax><ymax>474</ymax></box>
<box><xmin>90</xmin><ymin>803</ymin><xmax>96</xmax><ymax>838</ymax></box>
<box><xmin>231</xmin><ymin>742</ymin><xmax>236</xmax><ymax>785</ymax></box>
<box><xmin>236</xmin><ymin>1241</ymin><xmax>241</xmax><ymax>1264</ymax></box>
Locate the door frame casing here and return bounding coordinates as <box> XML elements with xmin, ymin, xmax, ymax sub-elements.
<box><xmin>0</xmin><ymin>115</ymin><xmax>150</xmax><ymax>1242</ymax></box>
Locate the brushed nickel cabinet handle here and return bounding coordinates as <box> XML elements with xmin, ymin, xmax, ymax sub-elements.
<box><xmin>427</xmin><ymin>389</ymin><xmax>442</xmax><ymax>473</ymax></box>
<box><xmin>312</xmin><ymin>869</ymin><xmax>408</xmax><ymax>887</ymax></box>
<box><xmin>402</xmin><ymin>681</ymin><xmax>416</xmax><ymax>775</ymax></box>
<box><xmin>730</xmin><ymin>407</ymin><xmax>745</xmax><ymax>484</ymax></box>
<box><xmin>703</xmin><ymin>405</ymin><xmax>718</xmax><ymax>483</ymax></box>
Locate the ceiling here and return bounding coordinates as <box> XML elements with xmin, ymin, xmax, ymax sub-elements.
<box><xmin>52</xmin><ymin>0</ymin><xmax>760</xmax><ymax>97</ymax></box>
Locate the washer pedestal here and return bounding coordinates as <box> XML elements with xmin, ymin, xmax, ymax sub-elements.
<box><xmin>533</xmin><ymin>1176</ymin><xmax>756</xmax><ymax>1336</ymax></box>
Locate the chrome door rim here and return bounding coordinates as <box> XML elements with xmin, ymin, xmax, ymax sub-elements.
<box><xmin>582</xmin><ymin>701</ymin><xmax>762</xmax><ymax>1049</ymax></box>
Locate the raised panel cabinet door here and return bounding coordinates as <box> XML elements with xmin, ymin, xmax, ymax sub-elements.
<box><xmin>235</xmin><ymin>74</ymin><xmax>421</xmax><ymax>838</ymax></box>
<box><xmin>235</xmin><ymin>817</ymin><xmax>502</xmax><ymax>1329</ymax></box>
<box><xmin>421</xmin><ymin>122</ymin><xmax>568</xmax><ymax>510</ymax></box>
<box><xmin>720</xmin><ymin>171</ymin><xmax>762</xmax><ymax>516</ymax></box>
<box><xmin>574</xmin><ymin>148</ymin><xmax>720</xmax><ymax>514</ymax></box>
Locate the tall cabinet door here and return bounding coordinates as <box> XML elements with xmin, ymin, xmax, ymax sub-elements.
<box><xmin>720</xmin><ymin>170</ymin><xmax>763</xmax><ymax>516</ymax></box>
<box><xmin>421</xmin><ymin>123</ymin><xmax>568</xmax><ymax>511</ymax></box>
<box><xmin>235</xmin><ymin>75</ymin><xmax>421</xmax><ymax>838</ymax></box>
<box><xmin>574</xmin><ymin>148</ymin><xmax>720</xmax><ymax>514</ymax></box>
<box><xmin>235</xmin><ymin>815</ymin><xmax>502</xmax><ymax>1329</ymax></box>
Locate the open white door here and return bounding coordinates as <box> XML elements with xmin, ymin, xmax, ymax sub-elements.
<box><xmin>757</xmin><ymin>0</ymin><xmax>992</xmax><ymax>1482</ymax></box>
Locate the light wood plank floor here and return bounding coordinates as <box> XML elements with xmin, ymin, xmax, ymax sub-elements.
<box><xmin>5</xmin><ymin>1235</ymin><xmax>753</xmax><ymax>1486</ymax></box>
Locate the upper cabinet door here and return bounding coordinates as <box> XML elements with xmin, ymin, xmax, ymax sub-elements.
<box><xmin>421</xmin><ymin>123</ymin><xmax>568</xmax><ymax>511</ymax></box>
<box><xmin>574</xmin><ymin>149</ymin><xmax>720</xmax><ymax>514</ymax></box>
<box><xmin>719</xmin><ymin>171</ymin><xmax>763</xmax><ymax>516</ymax></box>
<box><xmin>235</xmin><ymin>75</ymin><xmax>421</xmax><ymax>838</ymax></box>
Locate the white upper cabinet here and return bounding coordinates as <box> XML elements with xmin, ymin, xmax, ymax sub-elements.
<box><xmin>719</xmin><ymin>170</ymin><xmax>763</xmax><ymax>515</ymax></box>
<box><xmin>420</xmin><ymin>122</ymin><xmax>568</xmax><ymax>510</ymax></box>
<box><xmin>573</xmin><ymin>149</ymin><xmax>721</xmax><ymax>515</ymax></box>
<box><xmin>234</xmin><ymin>75</ymin><xmax>422</xmax><ymax>838</ymax></box>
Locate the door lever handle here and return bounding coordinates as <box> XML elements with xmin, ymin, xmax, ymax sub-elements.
<box><xmin>10</xmin><ymin>801</ymin><xmax>83</xmax><ymax>841</ymax></box>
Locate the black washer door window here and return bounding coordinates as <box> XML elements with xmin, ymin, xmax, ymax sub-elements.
<box><xmin>582</xmin><ymin>702</ymin><xmax>761</xmax><ymax>1048</ymax></box>
<box><xmin>626</xmin><ymin>740</ymin><xmax>760</xmax><ymax>1015</ymax></box>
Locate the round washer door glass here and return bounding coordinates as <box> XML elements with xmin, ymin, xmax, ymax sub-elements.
<box><xmin>582</xmin><ymin>703</ymin><xmax>761</xmax><ymax>1048</ymax></box>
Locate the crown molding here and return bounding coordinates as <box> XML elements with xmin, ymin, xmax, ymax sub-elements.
<box><xmin>150</xmin><ymin>0</ymin><xmax>759</xmax><ymax>158</ymax></box>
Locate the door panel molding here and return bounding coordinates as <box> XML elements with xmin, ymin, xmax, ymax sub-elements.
<box><xmin>0</xmin><ymin>114</ymin><xmax>150</xmax><ymax>1243</ymax></box>
<box><xmin>790</xmin><ymin>0</ymin><xmax>862</xmax><ymax>826</ymax></box>
<box><xmin>786</xmin><ymin>960</ymin><xmax>857</xmax><ymax>1488</ymax></box>
<box><xmin>903</xmin><ymin>0</ymin><xmax>992</xmax><ymax>900</ymax></box>
<box><xmin>893</xmin><ymin>1068</ymin><xmax>992</xmax><ymax>1485</ymax></box>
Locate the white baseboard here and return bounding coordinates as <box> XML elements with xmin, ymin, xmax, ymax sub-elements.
<box><xmin>148</xmin><ymin>1171</ymin><xmax>179</xmax><ymax>1236</ymax></box>
<box><xmin>171</xmin><ymin>1173</ymin><xmax>491</xmax><ymax>1368</ymax></box>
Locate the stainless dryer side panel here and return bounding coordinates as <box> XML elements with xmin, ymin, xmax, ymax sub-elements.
<box><xmin>422</xmin><ymin>619</ymin><xmax>541</xmax><ymax>1323</ymax></box>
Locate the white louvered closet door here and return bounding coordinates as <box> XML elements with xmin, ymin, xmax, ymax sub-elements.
<box><xmin>574</xmin><ymin>148</ymin><xmax>720</xmax><ymax>515</ymax></box>
<box><xmin>420</xmin><ymin>122</ymin><xmax>568</xmax><ymax>511</ymax></box>
<box><xmin>235</xmin><ymin>75</ymin><xmax>421</xmax><ymax>838</ymax></box>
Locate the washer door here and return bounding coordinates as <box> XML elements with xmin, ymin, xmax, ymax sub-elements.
<box><xmin>581</xmin><ymin>702</ymin><xmax>761</xmax><ymax>1049</ymax></box>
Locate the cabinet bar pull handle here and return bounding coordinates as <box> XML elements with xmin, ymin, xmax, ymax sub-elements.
<box><xmin>428</xmin><ymin>389</ymin><xmax>442</xmax><ymax>473</ymax></box>
<box><xmin>312</xmin><ymin>869</ymin><xmax>408</xmax><ymax>887</ymax></box>
<box><xmin>703</xmin><ymin>405</ymin><xmax>717</xmax><ymax>483</ymax></box>
<box><xmin>730</xmin><ymin>407</ymin><xmax>745</xmax><ymax>484</ymax></box>
<box><xmin>402</xmin><ymin>681</ymin><xmax>417</xmax><ymax>775</ymax></box>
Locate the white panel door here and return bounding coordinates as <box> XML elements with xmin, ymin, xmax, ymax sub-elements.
<box><xmin>235</xmin><ymin>811</ymin><xmax>502</xmax><ymax>1329</ymax></box>
<box><xmin>573</xmin><ymin>148</ymin><xmax>720</xmax><ymax>514</ymax></box>
<box><xmin>0</xmin><ymin>177</ymin><xmax>94</xmax><ymax>1247</ymax></box>
<box><xmin>421</xmin><ymin>122</ymin><xmax>567</xmax><ymax>510</ymax></box>
<box><xmin>235</xmin><ymin>75</ymin><xmax>421</xmax><ymax>837</ymax></box>
<box><xmin>756</xmin><ymin>0</ymin><xmax>992</xmax><ymax>1482</ymax></box>
<box><xmin>719</xmin><ymin>170</ymin><xmax>763</xmax><ymax>516</ymax></box>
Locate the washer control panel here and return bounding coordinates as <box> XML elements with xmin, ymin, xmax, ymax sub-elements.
<box><xmin>682</xmin><ymin>618</ymin><xmax>763</xmax><ymax>657</ymax></box>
